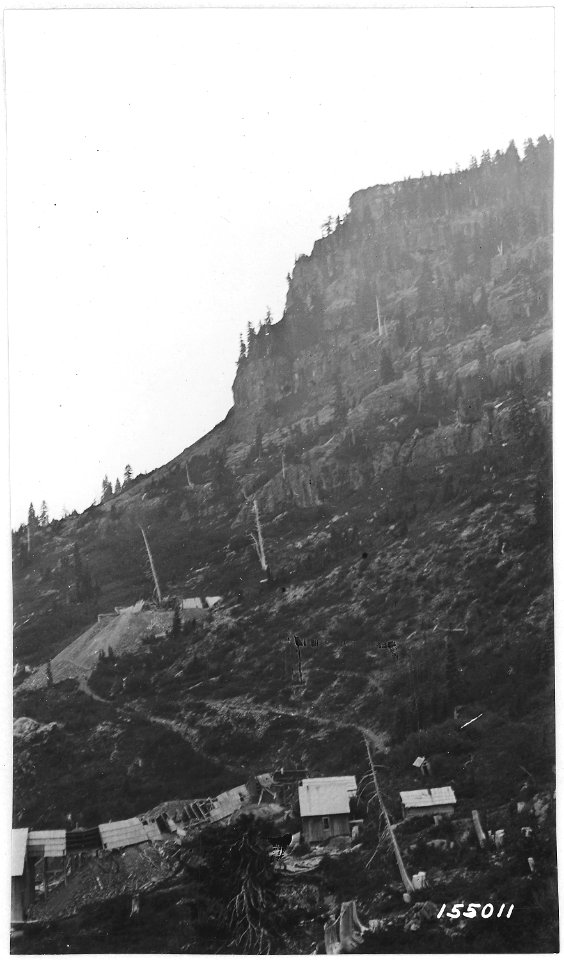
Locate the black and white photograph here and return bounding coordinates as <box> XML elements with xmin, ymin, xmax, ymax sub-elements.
<box><xmin>4</xmin><ymin>2</ymin><xmax>557</xmax><ymax>953</ymax></box>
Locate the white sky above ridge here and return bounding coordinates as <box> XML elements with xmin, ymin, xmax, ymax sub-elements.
<box><xmin>4</xmin><ymin>5</ymin><xmax>555</xmax><ymax>528</ymax></box>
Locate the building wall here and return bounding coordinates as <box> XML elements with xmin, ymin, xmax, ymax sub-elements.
<box><xmin>11</xmin><ymin>877</ymin><xmax>25</xmax><ymax>922</ymax></box>
<box><xmin>302</xmin><ymin>813</ymin><xmax>350</xmax><ymax>843</ymax></box>
<box><xmin>11</xmin><ymin>866</ymin><xmax>33</xmax><ymax>923</ymax></box>
<box><xmin>180</xmin><ymin>607</ymin><xmax>209</xmax><ymax>621</ymax></box>
<box><xmin>403</xmin><ymin>803</ymin><xmax>454</xmax><ymax>820</ymax></box>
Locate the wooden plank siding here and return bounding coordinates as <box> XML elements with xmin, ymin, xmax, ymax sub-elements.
<box><xmin>402</xmin><ymin>803</ymin><xmax>455</xmax><ymax>820</ymax></box>
<box><xmin>302</xmin><ymin>813</ymin><xmax>351</xmax><ymax>843</ymax></box>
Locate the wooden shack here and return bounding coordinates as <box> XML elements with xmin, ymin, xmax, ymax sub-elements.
<box><xmin>298</xmin><ymin>776</ymin><xmax>356</xmax><ymax>843</ymax></box>
<box><xmin>400</xmin><ymin>786</ymin><xmax>457</xmax><ymax>819</ymax></box>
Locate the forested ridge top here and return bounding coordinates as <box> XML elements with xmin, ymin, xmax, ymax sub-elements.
<box><xmin>237</xmin><ymin>136</ymin><xmax>552</xmax><ymax>368</ymax></box>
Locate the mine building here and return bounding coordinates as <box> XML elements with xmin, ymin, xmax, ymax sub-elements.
<box><xmin>11</xmin><ymin>829</ymin><xmax>34</xmax><ymax>923</ymax></box>
<box><xmin>400</xmin><ymin>786</ymin><xmax>457</xmax><ymax>819</ymax></box>
<box><xmin>298</xmin><ymin>775</ymin><xmax>357</xmax><ymax>843</ymax></box>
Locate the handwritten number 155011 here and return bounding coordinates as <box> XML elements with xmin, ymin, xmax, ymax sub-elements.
<box><xmin>437</xmin><ymin>903</ymin><xmax>514</xmax><ymax>919</ymax></box>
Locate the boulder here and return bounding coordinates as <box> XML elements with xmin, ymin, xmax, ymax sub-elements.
<box><xmin>13</xmin><ymin>717</ymin><xmax>61</xmax><ymax>741</ymax></box>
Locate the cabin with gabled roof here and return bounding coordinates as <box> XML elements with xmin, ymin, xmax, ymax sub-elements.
<box><xmin>298</xmin><ymin>776</ymin><xmax>357</xmax><ymax>843</ymax></box>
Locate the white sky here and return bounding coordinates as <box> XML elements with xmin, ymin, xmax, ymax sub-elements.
<box><xmin>4</xmin><ymin>4</ymin><xmax>555</xmax><ymax>527</ymax></box>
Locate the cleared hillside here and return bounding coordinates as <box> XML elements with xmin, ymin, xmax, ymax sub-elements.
<box><xmin>12</xmin><ymin>138</ymin><xmax>555</xmax><ymax>952</ymax></box>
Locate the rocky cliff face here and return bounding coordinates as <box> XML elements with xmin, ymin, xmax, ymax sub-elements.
<box><xmin>230</xmin><ymin>142</ymin><xmax>551</xmax><ymax>449</ymax></box>
<box><xmin>225</xmin><ymin>140</ymin><xmax>552</xmax><ymax>523</ymax></box>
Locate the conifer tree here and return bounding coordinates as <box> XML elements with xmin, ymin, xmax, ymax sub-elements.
<box><xmin>505</xmin><ymin>139</ymin><xmax>520</xmax><ymax>164</ymax></box>
<box><xmin>26</xmin><ymin>503</ymin><xmax>37</xmax><ymax>555</ymax></box>
<box><xmin>114</xmin><ymin>477</ymin><xmax>122</xmax><ymax>495</ymax></box>
<box><xmin>123</xmin><ymin>465</ymin><xmax>133</xmax><ymax>487</ymax></box>
<box><xmin>246</xmin><ymin>321</ymin><xmax>256</xmax><ymax>354</ymax></box>
<box><xmin>101</xmin><ymin>476</ymin><xmax>113</xmax><ymax>502</ymax></box>
<box><xmin>171</xmin><ymin>606</ymin><xmax>182</xmax><ymax>641</ymax></box>
<box><xmin>39</xmin><ymin>501</ymin><xmax>49</xmax><ymax>527</ymax></box>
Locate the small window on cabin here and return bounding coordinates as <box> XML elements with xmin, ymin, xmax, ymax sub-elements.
<box><xmin>322</xmin><ymin>817</ymin><xmax>330</xmax><ymax>830</ymax></box>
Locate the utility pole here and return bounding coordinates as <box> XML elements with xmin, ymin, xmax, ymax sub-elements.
<box><xmin>364</xmin><ymin>735</ymin><xmax>414</xmax><ymax>895</ymax></box>
<box><xmin>139</xmin><ymin>525</ymin><xmax>163</xmax><ymax>605</ymax></box>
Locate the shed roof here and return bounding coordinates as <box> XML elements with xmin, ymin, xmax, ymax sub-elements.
<box><xmin>27</xmin><ymin>830</ymin><xmax>66</xmax><ymax>858</ymax></box>
<box><xmin>211</xmin><ymin>784</ymin><xmax>250</xmax><ymax>821</ymax></box>
<box><xmin>66</xmin><ymin>827</ymin><xmax>102</xmax><ymax>851</ymax></box>
<box><xmin>298</xmin><ymin>776</ymin><xmax>357</xmax><ymax>818</ymax></box>
<box><xmin>400</xmin><ymin>787</ymin><xmax>457</xmax><ymax>808</ymax></box>
<box><xmin>143</xmin><ymin>821</ymin><xmax>162</xmax><ymax>842</ymax></box>
<box><xmin>205</xmin><ymin>596</ymin><xmax>222</xmax><ymax>608</ymax></box>
<box><xmin>12</xmin><ymin>828</ymin><xmax>29</xmax><ymax>877</ymax></box>
<box><xmin>181</xmin><ymin>598</ymin><xmax>204</xmax><ymax>610</ymax></box>
<box><xmin>98</xmin><ymin>818</ymin><xmax>148</xmax><ymax>850</ymax></box>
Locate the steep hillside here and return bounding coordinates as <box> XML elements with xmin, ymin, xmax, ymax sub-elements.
<box><xmin>13</xmin><ymin>138</ymin><xmax>553</xmax><ymax>847</ymax></box>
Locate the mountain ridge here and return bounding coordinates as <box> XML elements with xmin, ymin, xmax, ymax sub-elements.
<box><xmin>13</xmin><ymin>139</ymin><xmax>553</xmax><ymax>863</ymax></box>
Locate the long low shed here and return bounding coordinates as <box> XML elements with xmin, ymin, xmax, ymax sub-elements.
<box><xmin>98</xmin><ymin>818</ymin><xmax>160</xmax><ymax>850</ymax></box>
<box><xmin>400</xmin><ymin>787</ymin><xmax>457</xmax><ymax>819</ymax></box>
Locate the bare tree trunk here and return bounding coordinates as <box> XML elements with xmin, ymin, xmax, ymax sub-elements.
<box><xmin>250</xmin><ymin>499</ymin><xmax>268</xmax><ymax>572</ymax></box>
<box><xmin>472</xmin><ymin>809</ymin><xmax>487</xmax><ymax>848</ymax></box>
<box><xmin>185</xmin><ymin>463</ymin><xmax>194</xmax><ymax>489</ymax></box>
<box><xmin>139</xmin><ymin>525</ymin><xmax>163</xmax><ymax>605</ymax></box>
<box><xmin>364</xmin><ymin>736</ymin><xmax>414</xmax><ymax>895</ymax></box>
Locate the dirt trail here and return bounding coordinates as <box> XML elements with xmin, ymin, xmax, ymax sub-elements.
<box><xmin>78</xmin><ymin>678</ymin><xmax>201</xmax><ymax>748</ymax></box>
<box><xmin>77</xmin><ymin>676</ymin><xmax>387</xmax><ymax>752</ymax></box>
